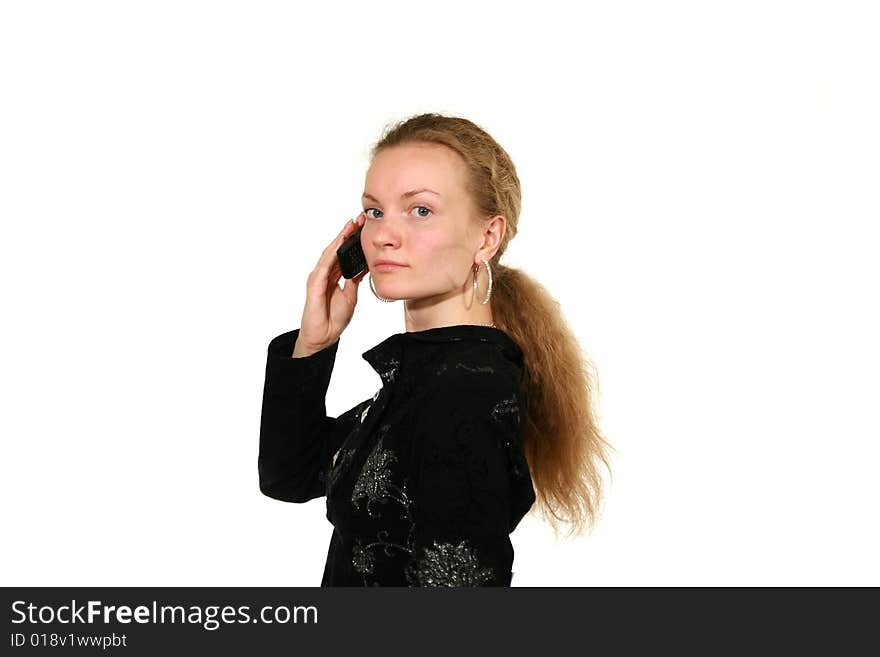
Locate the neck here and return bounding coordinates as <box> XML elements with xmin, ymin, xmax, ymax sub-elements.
<box><xmin>404</xmin><ymin>315</ymin><xmax>495</xmax><ymax>332</ymax></box>
<box><xmin>402</xmin><ymin>271</ymin><xmax>495</xmax><ymax>332</ymax></box>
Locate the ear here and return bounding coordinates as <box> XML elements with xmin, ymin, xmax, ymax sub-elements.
<box><xmin>475</xmin><ymin>215</ymin><xmax>506</xmax><ymax>264</ymax></box>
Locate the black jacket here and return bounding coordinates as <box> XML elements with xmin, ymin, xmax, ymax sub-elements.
<box><xmin>258</xmin><ymin>324</ymin><xmax>536</xmax><ymax>586</ymax></box>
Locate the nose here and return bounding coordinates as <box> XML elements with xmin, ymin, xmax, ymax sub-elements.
<box><xmin>368</xmin><ymin>214</ymin><xmax>403</xmax><ymax>249</ymax></box>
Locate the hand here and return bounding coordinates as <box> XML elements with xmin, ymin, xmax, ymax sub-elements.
<box><xmin>297</xmin><ymin>213</ymin><xmax>368</xmax><ymax>352</ymax></box>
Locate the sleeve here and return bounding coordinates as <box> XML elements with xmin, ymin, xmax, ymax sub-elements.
<box><xmin>402</xmin><ymin>377</ymin><xmax>530</xmax><ymax>587</ymax></box>
<box><xmin>258</xmin><ymin>328</ymin><xmax>367</xmax><ymax>503</ymax></box>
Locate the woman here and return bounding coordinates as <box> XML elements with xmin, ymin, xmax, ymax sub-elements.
<box><xmin>259</xmin><ymin>113</ymin><xmax>613</xmax><ymax>586</ymax></box>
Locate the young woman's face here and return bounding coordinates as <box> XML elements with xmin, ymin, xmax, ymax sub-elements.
<box><xmin>361</xmin><ymin>142</ymin><xmax>484</xmax><ymax>301</ymax></box>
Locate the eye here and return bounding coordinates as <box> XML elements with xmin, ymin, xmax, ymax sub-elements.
<box><xmin>362</xmin><ymin>206</ymin><xmax>433</xmax><ymax>220</ymax></box>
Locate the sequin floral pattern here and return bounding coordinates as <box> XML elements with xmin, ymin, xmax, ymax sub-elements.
<box><xmin>349</xmin><ymin>438</ymin><xmax>420</xmax><ymax>585</ymax></box>
<box><xmin>351</xmin><ymin>433</ymin><xmax>411</xmax><ymax>518</ymax></box>
<box><xmin>403</xmin><ymin>539</ymin><xmax>495</xmax><ymax>586</ymax></box>
<box><xmin>490</xmin><ymin>393</ymin><xmax>530</xmax><ymax>479</ymax></box>
<box><xmin>349</xmin><ymin>489</ymin><xmax>498</xmax><ymax>587</ymax></box>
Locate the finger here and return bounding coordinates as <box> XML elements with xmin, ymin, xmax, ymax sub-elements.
<box><xmin>324</xmin><ymin>214</ymin><xmax>363</xmax><ymax>263</ymax></box>
<box><xmin>313</xmin><ymin>216</ymin><xmax>361</xmax><ymax>284</ymax></box>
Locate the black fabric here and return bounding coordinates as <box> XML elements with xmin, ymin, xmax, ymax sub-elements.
<box><xmin>258</xmin><ymin>324</ymin><xmax>536</xmax><ymax>586</ymax></box>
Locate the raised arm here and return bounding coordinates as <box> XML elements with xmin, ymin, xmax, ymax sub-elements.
<box><xmin>258</xmin><ymin>328</ymin><xmax>366</xmax><ymax>503</ymax></box>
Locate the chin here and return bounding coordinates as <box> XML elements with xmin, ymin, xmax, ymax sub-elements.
<box><xmin>371</xmin><ymin>282</ymin><xmax>403</xmax><ymax>299</ymax></box>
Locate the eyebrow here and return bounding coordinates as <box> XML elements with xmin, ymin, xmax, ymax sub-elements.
<box><xmin>361</xmin><ymin>188</ymin><xmax>441</xmax><ymax>203</ymax></box>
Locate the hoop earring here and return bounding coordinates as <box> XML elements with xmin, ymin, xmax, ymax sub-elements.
<box><xmin>369</xmin><ymin>272</ymin><xmax>395</xmax><ymax>303</ymax></box>
<box><xmin>471</xmin><ymin>259</ymin><xmax>493</xmax><ymax>306</ymax></box>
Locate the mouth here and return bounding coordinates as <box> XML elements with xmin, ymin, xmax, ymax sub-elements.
<box><xmin>372</xmin><ymin>262</ymin><xmax>409</xmax><ymax>272</ymax></box>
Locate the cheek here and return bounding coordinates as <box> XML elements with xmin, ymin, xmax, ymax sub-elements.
<box><xmin>411</xmin><ymin>233</ymin><xmax>468</xmax><ymax>265</ymax></box>
<box><xmin>411</xmin><ymin>233</ymin><xmax>474</xmax><ymax>289</ymax></box>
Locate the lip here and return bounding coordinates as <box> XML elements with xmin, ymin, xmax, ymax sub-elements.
<box><xmin>372</xmin><ymin>262</ymin><xmax>408</xmax><ymax>272</ymax></box>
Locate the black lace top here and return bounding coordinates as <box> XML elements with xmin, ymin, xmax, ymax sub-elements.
<box><xmin>258</xmin><ymin>324</ymin><xmax>536</xmax><ymax>586</ymax></box>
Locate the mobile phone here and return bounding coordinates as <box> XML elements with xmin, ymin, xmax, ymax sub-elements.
<box><xmin>337</xmin><ymin>226</ymin><xmax>367</xmax><ymax>279</ymax></box>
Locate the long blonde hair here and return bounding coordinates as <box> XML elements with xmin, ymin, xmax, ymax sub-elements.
<box><xmin>369</xmin><ymin>112</ymin><xmax>615</xmax><ymax>539</ymax></box>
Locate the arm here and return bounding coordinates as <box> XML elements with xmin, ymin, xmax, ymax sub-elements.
<box><xmin>258</xmin><ymin>328</ymin><xmax>365</xmax><ymax>503</ymax></box>
<box><xmin>402</xmin><ymin>377</ymin><xmax>534</xmax><ymax>586</ymax></box>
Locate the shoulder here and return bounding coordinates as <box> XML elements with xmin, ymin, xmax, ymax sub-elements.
<box><xmin>423</xmin><ymin>360</ymin><xmax>521</xmax><ymax>418</ymax></box>
<box><xmin>416</xmin><ymin>366</ymin><xmax>524</xmax><ymax>449</ymax></box>
<box><xmin>427</xmin><ymin>338</ymin><xmax>522</xmax><ymax>392</ymax></box>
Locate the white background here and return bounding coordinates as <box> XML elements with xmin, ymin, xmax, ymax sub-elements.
<box><xmin>1</xmin><ymin>0</ymin><xmax>877</xmax><ymax>586</ymax></box>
